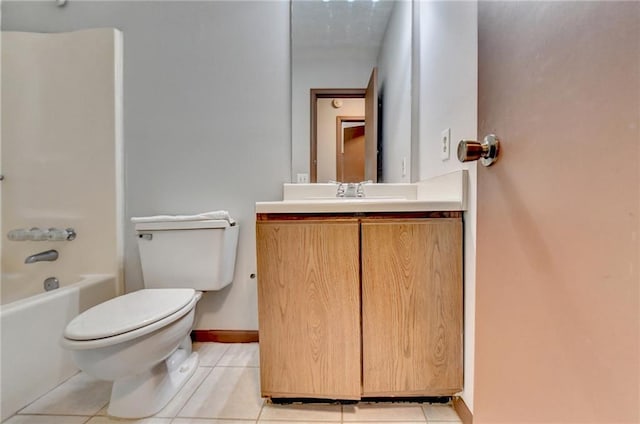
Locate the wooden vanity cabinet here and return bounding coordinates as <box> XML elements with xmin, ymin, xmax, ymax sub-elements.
<box><xmin>361</xmin><ymin>218</ymin><xmax>463</xmax><ymax>396</ymax></box>
<box><xmin>256</xmin><ymin>213</ymin><xmax>462</xmax><ymax>399</ymax></box>
<box><xmin>256</xmin><ymin>219</ymin><xmax>362</xmax><ymax>399</ymax></box>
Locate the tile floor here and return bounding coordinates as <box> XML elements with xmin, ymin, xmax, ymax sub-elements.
<box><xmin>4</xmin><ymin>343</ymin><xmax>461</xmax><ymax>424</ymax></box>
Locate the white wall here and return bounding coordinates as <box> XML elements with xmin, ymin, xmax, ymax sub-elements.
<box><xmin>291</xmin><ymin>46</ymin><xmax>377</xmax><ymax>179</ymax></box>
<box><xmin>417</xmin><ymin>0</ymin><xmax>478</xmax><ymax>412</ymax></box>
<box><xmin>377</xmin><ymin>0</ymin><xmax>412</xmax><ymax>183</ymax></box>
<box><xmin>0</xmin><ymin>0</ymin><xmax>5</xmax><ymax>282</ymax></box>
<box><xmin>1</xmin><ymin>1</ymin><xmax>4</xmax><ymax>281</ymax></box>
<box><xmin>1</xmin><ymin>1</ymin><xmax>291</xmax><ymax>330</ymax></box>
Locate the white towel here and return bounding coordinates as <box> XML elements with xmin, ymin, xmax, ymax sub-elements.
<box><xmin>131</xmin><ymin>210</ymin><xmax>235</xmax><ymax>225</ymax></box>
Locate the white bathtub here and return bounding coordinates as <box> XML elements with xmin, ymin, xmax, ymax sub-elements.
<box><xmin>0</xmin><ymin>274</ymin><xmax>117</xmax><ymax>421</ymax></box>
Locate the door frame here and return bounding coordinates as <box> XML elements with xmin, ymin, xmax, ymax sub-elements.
<box><xmin>310</xmin><ymin>88</ymin><xmax>366</xmax><ymax>182</ymax></box>
<box><xmin>336</xmin><ymin>116</ymin><xmax>365</xmax><ymax>182</ymax></box>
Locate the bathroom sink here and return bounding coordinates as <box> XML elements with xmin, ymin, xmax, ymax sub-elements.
<box><xmin>256</xmin><ymin>171</ymin><xmax>468</xmax><ymax>213</ymax></box>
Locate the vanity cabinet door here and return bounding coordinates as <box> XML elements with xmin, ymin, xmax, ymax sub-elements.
<box><xmin>361</xmin><ymin>218</ymin><xmax>463</xmax><ymax>396</ymax></box>
<box><xmin>256</xmin><ymin>219</ymin><xmax>361</xmax><ymax>399</ymax></box>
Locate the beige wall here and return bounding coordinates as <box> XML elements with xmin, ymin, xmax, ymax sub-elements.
<box><xmin>475</xmin><ymin>2</ymin><xmax>639</xmax><ymax>422</ymax></box>
<box><xmin>317</xmin><ymin>98</ymin><xmax>365</xmax><ymax>183</ymax></box>
<box><xmin>1</xmin><ymin>29</ymin><xmax>123</xmax><ymax>302</ymax></box>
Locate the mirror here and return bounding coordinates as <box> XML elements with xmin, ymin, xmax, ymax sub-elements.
<box><xmin>291</xmin><ymin>0</ymin><xmax>413</xmax><ymax>183</ymax></box>
<box><xmin>338</xmin><ymin>117</ymin><xmax>366</xmax><ymax>182</ymax></box>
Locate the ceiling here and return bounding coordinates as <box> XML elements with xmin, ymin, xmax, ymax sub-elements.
<box><xmin>291</xmin><ymin>0</ymin><xmax>396</xmax><ymax>50</ymax></box>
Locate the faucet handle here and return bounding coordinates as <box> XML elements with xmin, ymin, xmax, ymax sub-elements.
<box><xmin>329</xmin><ymin>180</ymin><xmax>347</xmax><ymax>197</ymax></box>
<box><xmin>356</xmin><ymin>180</ymin><xmax>372</xmax><ymax>197</ymax></box>
<box><xmin>336</xmin><ymin>183</ymin><xmax>346</xmax><ymax>197</ymax></box>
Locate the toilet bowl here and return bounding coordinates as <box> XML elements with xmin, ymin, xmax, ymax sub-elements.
<box><xmin>61</xmin><ymin>217</ymin><xmax>239</xmax><ymax>418</ymax></box>
<box><xmin>61</xmin><ymin>288</ymin><xmax>202</xmax><ymax>418</ymax></box>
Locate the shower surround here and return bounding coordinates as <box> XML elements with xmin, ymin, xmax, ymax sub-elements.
<box><xmin>0</xmin><ymin>28</ymin><xmax>123</xmax><ymax>420</ymax></box>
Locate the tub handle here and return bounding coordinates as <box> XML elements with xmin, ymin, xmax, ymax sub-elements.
<box><xmin>7</xmin><ymin>227</ymin><xmax>77</xmax><ymax>241</ymax></box>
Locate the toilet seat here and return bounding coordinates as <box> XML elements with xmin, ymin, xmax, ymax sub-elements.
<box><xmin>65</xmin><ymin>288</ymin><xmax>195</xmax><ymax>341</ymax></box>
<box><xmin>61</xmin><ymin>289</ymin><xmax>201</xmax><ymax>350</ymax></box>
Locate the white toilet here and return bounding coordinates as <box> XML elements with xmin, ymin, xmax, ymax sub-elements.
<box><xmin>61</xmin><ymin>218</ymin><xmax>239</xmax><ymax>418</ymax></box>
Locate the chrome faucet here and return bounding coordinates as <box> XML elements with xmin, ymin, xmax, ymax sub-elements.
<box><xmin>344</xmin><ymin>183</ymin><xmax>357</xmax><ymax>198</ymax></box>
<box><xmin>356</xmin><ymin>180</ymin><xmax>372</xmax><ymax>197</ymax></box>
<box><xmin>25</xmin><ymin>249</ymin><xmax>59</xmax><ymax>264</ymax></box>
<box><xmin>332</xmin><ymin>180</ymin><xmax>372</xmax><ymax>198</ymax></box>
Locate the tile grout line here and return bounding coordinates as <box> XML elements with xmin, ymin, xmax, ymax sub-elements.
<box><xmin>2</xmin><ymin>413</ymin><xmax>94</xmax><ymax>424</ymax></box>
<box><xmin>171</xmin><ymin>364</ymin><xmax>262</xmax><ymax>421</ymax></box>
<box><xmin>421</xmin><ymin>403</ymin><xmax>429</xmax><ymax>423</ymax></box>
<box><xmin>96</xmin><ymin>400</ymin><xmax>109</xmax><ymax>418</ymax></box>
<box><xmin>169</xmin><ymin>343</ymin><xmax>230</xmax><ymax>419</ymax></box>
<box><xmin>254</xmin><ymin>364</ymin><xmax>265</xmax><ymax>423</ymax></box>
<box><xmin>255</xmin><ymin>394</ymin><xmax>267</xmax><ymax>423</ymax></box>
<box><xmin>12</xmin><ymin>412</ymin><xmax>94</xmax><ymax>417</ymax></box>
<box><xmin>212</xmin><ymin>343</ymin><xmax>232</xmax><ymax>367</ymax></box>
<box><xmin>194</xmin><ymin>342</ymin><xmax>231</xmax><ymax>367</ymax></box>
<box><xmin>14</xmin><ymin>371</ymin><xmax>83</xmax><ymax>416</ymax></box>
<box><xmin>173</xmin><ymin>417</ymin><xmax>258</xmax><ymax>422</ymax></box>
<box><xmin>215</xmin><ymin>365</ymin><xmax>260</xmax><ymax>368</ymax></box>
<box><xmin>172</xmin><ymin>365</ymin><xmax>216</xmax><ymax>420</ymax></box>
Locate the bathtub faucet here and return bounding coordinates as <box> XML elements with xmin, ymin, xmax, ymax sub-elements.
<box><xmin>25</xmin><ymin>249</ymin><xmax>59</xmax><ymax>264</ymax></box>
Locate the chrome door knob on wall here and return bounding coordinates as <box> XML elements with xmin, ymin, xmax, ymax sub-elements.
<box><xmin>457</xmin><ymin>134</ymin><xmax>500</xmax><ymax>166</ymax></box>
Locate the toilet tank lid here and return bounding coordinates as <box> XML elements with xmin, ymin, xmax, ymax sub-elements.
<box><xmin>64</xmin><ymin>288</ymin><xmax>196</xmax><ymax>341</ymax></box>
<box><xmin>135</xmin><ymin>219</ymin><xmax>232</xmax><ymax>231</ymax></box>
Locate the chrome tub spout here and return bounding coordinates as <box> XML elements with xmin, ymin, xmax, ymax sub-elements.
<box><xmin>25</xmin><ymin>249</ymin><xmax>59</xmax><ymax>264</ymax></box>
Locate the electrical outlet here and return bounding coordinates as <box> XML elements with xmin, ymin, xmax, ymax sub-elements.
<box><xmin>296</xmin><ymin>173</ymin><xmax>309</xmax><ymax>183</ymax></box>
<box><xmin>441</xmin><ymin>128</ymin><xmax>451</xmax><ymax>161</ymax></box>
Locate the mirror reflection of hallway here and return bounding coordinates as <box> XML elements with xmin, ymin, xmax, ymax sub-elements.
<box><xmin>337</xmin><ymin>117</ymin><xmax>365</xmax><ymax>182</ymax></box>
<box><xmin>310</xmin><ymin>68</ymin><xmax>378</xmax><ymax>182</ymax></box>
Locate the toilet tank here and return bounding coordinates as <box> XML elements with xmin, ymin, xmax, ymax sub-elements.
<box><xmin>135</xmin><ymin>220</ymin><xmax>239</xmax><ymax>291</ymax></box>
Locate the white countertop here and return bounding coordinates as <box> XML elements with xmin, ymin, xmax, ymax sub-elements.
<box><xmin>256</xmin><ymin>170</ymin><xmax>468</xmax><ymax>214</ymax></box>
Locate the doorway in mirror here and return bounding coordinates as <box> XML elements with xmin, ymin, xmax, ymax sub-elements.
<box><xmin>337</xmin><ymin>117</ymin><xmax>365</xmax><ymax>182</ymax></box>
<box><xmin>310</xmin><ymin>68</ymin><xmax>378</xmax><ymax>183</ymax></box>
